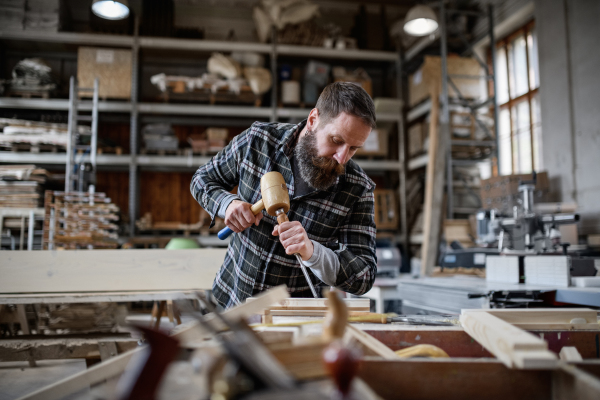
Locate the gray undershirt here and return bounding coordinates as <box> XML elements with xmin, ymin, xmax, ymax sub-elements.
<box><xmin>217</xmin><ymin>154</ymin><xmax>341</xmax><ymax>287</ymax></box>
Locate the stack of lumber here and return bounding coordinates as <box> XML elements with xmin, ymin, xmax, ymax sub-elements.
<box><xmin>43</xmin><ymin>191</ymin><xmax>120</xmax><ymax>249</ymax></box>
<box><xmin>0</xmin><ymin>118</ymin><xmax>90</xmax><ymax>151</ymax></box>
<box><xmin>36</xmin><ymin>303</ymin><xmax>120</xmax><ymax>334</ymax></box>
<box><xmin>0</xmin><ymin>165</ymin><xmax>49</xmax><ymax>208</ymax></box>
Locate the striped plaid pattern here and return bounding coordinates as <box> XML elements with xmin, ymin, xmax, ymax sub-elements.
<box><xmin>191</xmin><ymin>120</ymin><xmax>377</xmax><ymax>308</ymax></box>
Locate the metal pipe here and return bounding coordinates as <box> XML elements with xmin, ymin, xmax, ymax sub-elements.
<box><xmin>440</xmin><ymin>0</ymin><xmax>453</xmax><ymax>219</ymax></box>
<box><xmin>27</xmin><ymin>210</ymin><xmax>34</xmax><ymax>250</ymax></box>
<box><xmin>65</xmin><ymin>76</ymin><xmax>75</xmax><ymax>192</ymax></box>
<box><xmin>488</xmin><ymin>5</ymin><xmax>500</xmax><ymax>172</ymax></box>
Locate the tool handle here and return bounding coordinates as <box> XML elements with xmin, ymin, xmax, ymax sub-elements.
<box><xmin>348</xmin><ymin>313</ymin><xmax>390</xmax><ymax>324</ymax></box>
<box><xmin>217</xmin><ymin>199</ymin><xmax>265</xmax><ymax>240</ymax></box>
<box><xmin>217</xmin><ymin>226</ymin><xmax>234</xmax><ymax>240</ymax></box>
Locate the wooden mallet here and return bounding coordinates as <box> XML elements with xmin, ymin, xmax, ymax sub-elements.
<box><xmin>217</xmin><ymin>171</ymin><xmax>318</xmax><ymax>297</ymax></box>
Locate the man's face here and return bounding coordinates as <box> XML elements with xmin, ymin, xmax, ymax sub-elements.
<box><xmin>294</xmin><ymin>111</ymin><xmax>372</xmax><ymax>190</ymax></box>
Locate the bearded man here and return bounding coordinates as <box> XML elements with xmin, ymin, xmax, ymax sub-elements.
<box><xmin>191</xmin><ymin>82</ymin><xmax>377</xmax><ymax>308</ymax></box>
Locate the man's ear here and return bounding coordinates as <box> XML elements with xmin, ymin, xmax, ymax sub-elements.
<box><xmin>307</xmin><ymin>108</ymin><xmax>319</xmax><ymax>130</ymax></box>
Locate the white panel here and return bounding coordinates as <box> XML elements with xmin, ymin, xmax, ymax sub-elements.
<box><xmin>524</xmin><ymin>255</ymin><xmax>570</xmax><ymax>287</ymax></box>
<box><xmin>486</xmin><ymin>255</ymin><xmax>520</xmax><ymax>284</ymax></box>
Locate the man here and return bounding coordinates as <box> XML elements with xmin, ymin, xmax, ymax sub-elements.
<box><xmin>191</xmin><ymin>82</ymin><xmax>377</xmax><ymax>308</ymax></box>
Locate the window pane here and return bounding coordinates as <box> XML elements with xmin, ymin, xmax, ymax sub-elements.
<box><xmin>509</xmin><ymin>34</ymin><xmax>529</xmax><ymax>98</ymax></box>
<box><xmin>527</xmin><ymin>28</ymin><xmax>540</xmax><ymax>90</ymax></box>
<box><xmin>495</xmin><ymin>46</ymin><xmax>509</xmax><ymax>104</ymax></box>
<box><xmin>499</xmin><ymin>108</ymin><xmax>512</xmax><ymax>175</ymax></box>
<box><xmin>532</xmin><ymin>94</ymin><xmax>542</xmax><ymax>170</ymax></box>
<box><xmin>511</xmin><ymin>101</ymin><xmax>532</xmax><ymax>173</ymax></box>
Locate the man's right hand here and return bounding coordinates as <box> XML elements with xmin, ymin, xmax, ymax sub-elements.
<box><xmin>224</xmin><ymin>200</ymin><xmax>263</xmax><ymax>233</ymax></box>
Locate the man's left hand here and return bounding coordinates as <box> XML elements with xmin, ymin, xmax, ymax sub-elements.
<box><xmin>272</xmin><ymin>221</ymin><xmax>314</xmax><ymax>261</ymax></box>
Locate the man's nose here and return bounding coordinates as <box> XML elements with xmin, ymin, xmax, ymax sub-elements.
<box><xmin>333</xmin><ymin>146</ymin><xmax>350</xmax><ymax>164</ymax></box>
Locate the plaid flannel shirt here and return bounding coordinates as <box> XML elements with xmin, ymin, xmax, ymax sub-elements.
<box><xmin>191</xmin><ymin>120</ymin><xmax>377</xmax><ymax>308</ymax></box>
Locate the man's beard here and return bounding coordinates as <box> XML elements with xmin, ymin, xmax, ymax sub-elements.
<box><xmin>294</xmin><ymin>129</ymin><xmax>346</xmax><ymax>191</ymax></box>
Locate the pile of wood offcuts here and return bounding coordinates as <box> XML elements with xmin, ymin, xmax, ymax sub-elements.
<box><xmin>43</xmin><ymin>190</ymin><xmax>120</xmax><ymax>249</ymax></box>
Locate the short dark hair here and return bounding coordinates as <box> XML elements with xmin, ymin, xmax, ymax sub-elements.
<box><xmin>315</xmin><ymin>82</ymin><xmax>376</xmax><ymax>129</ymax></box>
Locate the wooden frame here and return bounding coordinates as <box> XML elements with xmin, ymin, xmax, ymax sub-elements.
<box><xmin>460</xmin><ymin>308</ymin><xmax>599</xmax><ymax>369</ymax></box>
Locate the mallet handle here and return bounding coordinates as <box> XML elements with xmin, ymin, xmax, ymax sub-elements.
<box><xmin>217</xmin><ymin>199</ymin><xmax>265</xmax><ymax>240</ymax></box>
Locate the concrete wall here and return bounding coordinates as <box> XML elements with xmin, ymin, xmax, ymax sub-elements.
<box><xmin>535</xmin><ymin>0</ymin><xmax>600</xmax><ymax>235</ymax></box>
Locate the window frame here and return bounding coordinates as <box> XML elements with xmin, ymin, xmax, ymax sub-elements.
<box><xmin>489</xmin><ymin>19</ymin><xmax>539</xmax><ymax>175</ymax></box>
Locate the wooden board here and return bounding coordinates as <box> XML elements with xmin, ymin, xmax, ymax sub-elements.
<box><xmin>460</xmin><ymin>311</ymin><xmax>557</xmax><ymax>369</ymax></box>
<box><xmin>421</xmin><ymin>92</ymin><xmax>446</xmax><ymax>276</ymax></box>
<box><xmin>462</xmin><ymin>308</ymin><xmax>599</xmax><ymax>325</ymax></box>
<box><xmin>250</xmin><ymin>297</ymin><xmax>370</xmax><ymax>311</ymax></box>
<box><xmin>0</xmin><ymin>248</ymin><xmax>226</xmax><ymax>293</ymax></box>
<box><xmin>359</xmin><ymin>358</ymin><xmax>552</xmax><ymax>400</ymax></box>
<box><xmin>344</xmin><ymin>324</ymin><xmax>399</xmax><ymax>360</ymax></box>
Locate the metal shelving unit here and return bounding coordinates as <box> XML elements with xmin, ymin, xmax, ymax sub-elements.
<box><xmin>398</xmin><ymin>2</ymin><xmax>499</xmax><ymax>271</ymax></box>
<box><xmin>0</xmin><ymin>28</ymin><xmax>404</xmax><ymax>238</ymax></box>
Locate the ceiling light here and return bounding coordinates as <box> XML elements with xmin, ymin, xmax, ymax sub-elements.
<box><xmin>92</xmin><ymin>0</ymin><xmax>130</xmax><ymax>20</ymax></box>
<box><xmin>404</xmin><ymin>5</ymin><xmax>438</xmax><ymax>36</ymax></box>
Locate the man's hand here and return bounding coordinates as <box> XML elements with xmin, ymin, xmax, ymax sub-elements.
<box><xmin>225</xmin><ymin>200</ymin><xmax>263</xmax><ymax>233</ymax></box>
<box><xmin>272</xmin><ymin>221</ymin><xmax>314</xmax><ymax>261</ymax></box>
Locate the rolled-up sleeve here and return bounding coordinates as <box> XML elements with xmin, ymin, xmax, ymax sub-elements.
<box><xmin>333</xmin><ymin>187</ymin><xmax>377</xmax><ymax>295</ymax></box>
<box><xmin>190</xmin><ymin>127</ymin><xmax>251</xmax><ymax>227</ymax></box>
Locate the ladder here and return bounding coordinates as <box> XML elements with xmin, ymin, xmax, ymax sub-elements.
<box><xmin>65</xmin><ymin>76</ymin><xmax>99</xmax><ymax>193</ymax></box>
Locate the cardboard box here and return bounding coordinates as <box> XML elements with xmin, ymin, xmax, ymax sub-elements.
<box><xmin>408</xmin><ymin>122</ymin><xmax>425</xmax><ymax>156</ymax></box>
<box><xmin>409</xmin><ymin>56</ymin><xmax>482</xmax><ymax>107</ymax></box>
<box><xmin>374</xmin><ymin>189</ymin><xmax>398</xmax><ymax>230</ymax></box>
<box><xmin>333</xmin><ymin>67</ymin><xmax>372</xmax><ymax>97</ymax></box>
<box><xmin>355</xmin><ymin>128</ymin><xmax>388</xmax><ymax>157</ymax></box>
<box><xmin>77</xmin><ymin>47</ymin><xmax>132</xmax><ymax>99</ymax></box>
<box><xmin>480</xmin><ymin>172</ymin><xmax>549</xmax><ymax>211</ymax></box>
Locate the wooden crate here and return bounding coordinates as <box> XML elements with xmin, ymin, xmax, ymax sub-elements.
<box><xmin>77</xmin><ymin>47</ymin><xmax>132</xmax><ymax>99</ymax></box>
<box><xmin>374</xmin><ymin>189</ymin><xmax>398</xmax><ymax>230</ymax></box>
<box><xmin>409</xmin><ymin>56</ymin><xmax>482</xmax><ymax>107</ymax></box>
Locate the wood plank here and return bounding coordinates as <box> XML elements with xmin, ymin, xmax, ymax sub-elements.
<box><xmin>421</xmin><ymin>92</ymin><xmax>446</xmax><ymax>276</ymax></box>
<box><xmin>0</xmin><ymin>335</ymin><xmax>137</xmax><ymax>362</ymax></box>
<box><xmin>170</xmin><ymin>285</ymin><xmax>290</xmax><ymax>345</ymax></box>
<box><xmin>16</xmin><ymin>285</ymin><xmax>288</xmax><ymax>400</ymax></box>
<box><xmin>0</xmin><ymin>290</ymin><xmax>203</xmax><ymax>305</ymax></box>
<box><xmin>553</xmin><ymin>364</ymin><xmax>600</xmax><ymax>400</ymax></box>
<box><xmin>269</xmin><ymin>310</ymin><xmax>371</xmax><ymax>317</ymax></box>
<box><xmin>344</xmin><ymin>324</ymin><xmax>399</xmax><ymax>360</ymax></box>
<box><xmin>460</xmin><ymin>311</ymin><xmax>557</xmax><ymax>369</ymax></box>
<box><xmin>560</xmin><ymin>347</ymin><xmax>583</xmax><ymax>362</ymax></box>
<box><xmin>359</xmin><ymin>358</ymin><xmax>552</xmax><ymax>400</ymax></box>
<box><xmin>0</xmin><ymin>248</ymin><xmax>226</xmax><ymax>293</ymax></box>
<box><xmin>462</xmin><ymin>308</ymin><xmax>598</xmax><ymax>324</ymax></box>
<box><xmin>251</xmin><ymin>297</ymin><xmax>370</xmax><ymax>311</ymax></box>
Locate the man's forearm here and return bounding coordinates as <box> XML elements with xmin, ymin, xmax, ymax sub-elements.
<box><xmin>303</xmin><ymin>240</ymin><xmax>341</xmax><ymax>287</ymax></box>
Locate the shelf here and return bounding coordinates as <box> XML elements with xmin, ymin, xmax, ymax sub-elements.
<box><xmin>137</xmin><ymin>103</ymin><xmax>273</xmax><ymax>118</ymax></box>
<box><xmin>0</xmin><ymin>152</ymin><xmax>403</xmax><ymax>172</ymax></box>
<box><xmin>407</xmin><ymin>98</ymin><xmax>432</xmax><ymax>123</ymax></box>
<box><xmin>0</xmin><ymin>98</ymin><xmax>132</xmax><ymax>112</ymax></box>
<box><xmin>139</xmin><ymin>37</ymin><xmax>271</xmax><ymax>54</ymax></box>
<box><xmin>408</xmin><ymin>154</ymin><xmax>428</xmax><ymax>171</ymax></box>
<box><xmin>0</xmin><ymin>99</ymin><xmax>402</xmax><ymax>123</ymax></box>
<box><xmin>136</xmin><ymin>155</ymin><xmax>211</xmax><ymax>168</ymax></box>
<box><xmin>0</xmin><ymin>30</ymin><xmax>133</xmax><ymax>47</ymax></box>
<box><xmin>354</xmin><ymin>160</ymin><xmax>402</xmax><ymax>171</ymax></box>
<box><xmin>0</xmin><ymin>30</ymin><xmax>398</xmax><ymax>61</ymax></box>
<box><xmin>0</xmin><ymin>153</ymin><xmax>132</xmax><ymax>165</ymax></box>
<box><xmin>276</xmin><ymin>44</ymin><xmax>398</xmax><ymax>61</ymax></box>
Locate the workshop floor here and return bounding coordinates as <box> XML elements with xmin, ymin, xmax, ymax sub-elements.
<box><xmin>0</xmin><ymin>360</ymin><xmax>90</xmax><ymax>400</ymax></box>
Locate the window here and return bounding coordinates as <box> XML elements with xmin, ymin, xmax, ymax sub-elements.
<box><xmin>491</xmin><ymin>21</ymin><xmax>540</xmax><ymax>175</ymax></box>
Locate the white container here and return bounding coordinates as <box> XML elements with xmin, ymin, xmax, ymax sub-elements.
<box><xmin>281</xmin><ymin>80</ymin><xmax>301</xmax><ymax>105</ymax></box>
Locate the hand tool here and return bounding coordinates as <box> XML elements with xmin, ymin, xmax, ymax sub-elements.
<box><xmin>349</xmin><ymin>313</ymin><xmax>459</xmax><ymax>326</ymax></box>
<box><xmin>218</xmin><ymin>171</ymin><xmax>319</xmax><ymax>298</ymax></box>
